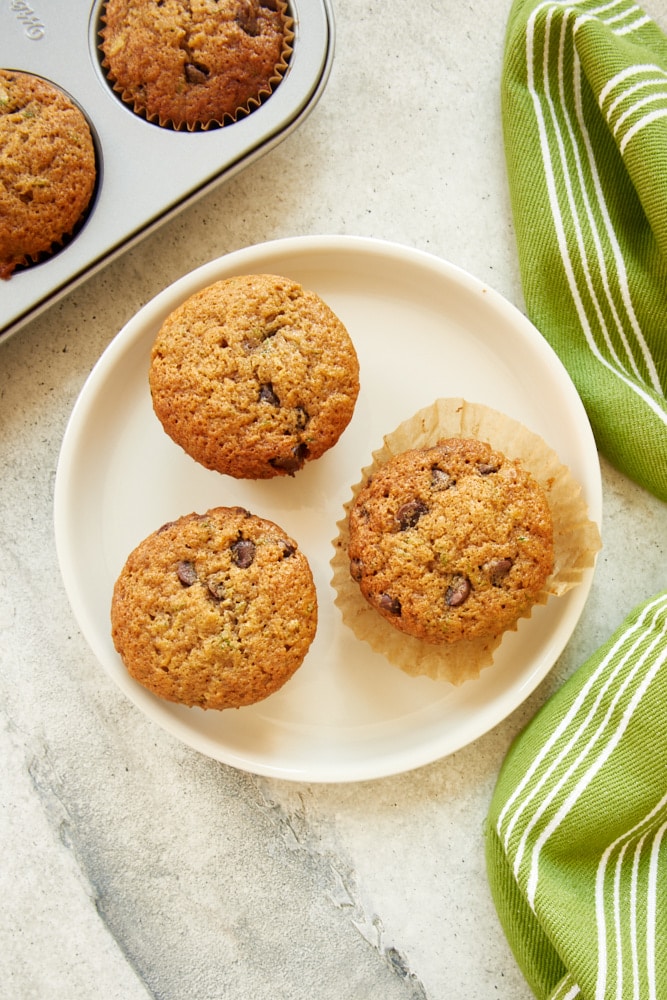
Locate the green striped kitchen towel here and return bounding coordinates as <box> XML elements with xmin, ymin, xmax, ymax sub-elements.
<box><xmin>486</xmin><ymin>590</ymin><xmax>667</xmax><ymax>999</ymax></box>
<box><xmin>502</xmin><ymin>0</ymin><xmax>667</xmax><ymax>502</ymax></box>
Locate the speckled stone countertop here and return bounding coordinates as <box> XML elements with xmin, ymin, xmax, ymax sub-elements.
<box><xmin>2</xmin><ymin>2</ymin><xmax>667</xmax><ymax>998</ymax></box>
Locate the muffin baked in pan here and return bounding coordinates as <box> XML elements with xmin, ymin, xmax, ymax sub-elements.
<box><xmin>0</xmin><ymin>0</ymin><xmax>333</xmax><ymax>339</ymax></box>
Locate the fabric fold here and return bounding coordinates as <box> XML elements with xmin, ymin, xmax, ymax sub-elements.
<box><xmin>502</xmin><ymin>0</ymin><xmax>667</xmax><ymax>502</ymax></box>
<box><xmin>485</xmin><ymin>591</ymin><xmax>667</xmax><ymax>999</ymax></box>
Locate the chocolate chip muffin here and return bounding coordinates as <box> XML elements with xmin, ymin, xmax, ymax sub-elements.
<box><xmin>347</xmin><ymin>438</ymin><xmax>554</xmax><ymax>645</ymax></box>
<box><xmin>149</xmin><ymin>273</ymin><xmax>360</xmax><ymax>479</ymax></box>
<box><xmin>0</xmin><ymin>70</ymin><xmax>97</xmax><ymax>280</ymax></box>
<box><xmin>99</xmin><ymin>0</ymin><xmax>293</xmax><ymax>130</ymax></box>
<box><xmin>111</xmin><ymin>506</ymin><xmax>318</xmax><ymax>709</ymax></box>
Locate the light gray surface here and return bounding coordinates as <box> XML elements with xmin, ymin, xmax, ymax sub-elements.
<box><xmin>2</xmin><ymin>2</ymin><xmax>666</xmax><ymax>998</ymax></box>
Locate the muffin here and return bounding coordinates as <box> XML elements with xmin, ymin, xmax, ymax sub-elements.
<box><xmin>149</xmin><ymin>273</ymin><xmax>360</xmax><ymax>479</ymax></box>
<box><xmin>0</xmin><ymin>70</ymin><xmax>97</xmax><ymax>280</ymax></box>
<box><xmin>111</xmin><ymin>506</ymin><xmax>318</xmax><ymax>709</ymax></box>
<box><xmin>332</xmin><ymin>398</ymin><xmax>602</xmax><ymax>685</ymax></box>
<box><xmin>99</xmin><ymin>0</ymin><xmax>294</xmax><ymax>130</ymax></box>
<box><xmin>347</xmin><ymin>438</ymin><xmax>554</xmax><ymax>645</ymax></box>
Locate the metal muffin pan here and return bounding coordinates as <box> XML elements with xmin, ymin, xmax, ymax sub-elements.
<box><xmin>0</xmin><ymin>0</ymin><xmax>333</xmax><ymax>341</ymax></box>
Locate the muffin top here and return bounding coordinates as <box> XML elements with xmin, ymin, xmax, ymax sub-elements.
<box><xmin>0</xmin><ymin>70</ymin><xmax>96</xmax><ymax>279</ymax></box>
<box><xmin>100</xmin><ymin>0</ymin><xmax>293</xmax><ymax>129</ymax></box>
<box><xmin>347</xmin><ymin>438</ymin><xmax>554</xmax><ymax>644</ymax></box>
<box><xmin>111</xmin><ymin>506</ymin><xmax>318</xmax><ymax>709</ymax></box>
<box><xmin>149</xmin><ymin>273</ymin><xmax>360</xmax><ymax>479</ymax></box>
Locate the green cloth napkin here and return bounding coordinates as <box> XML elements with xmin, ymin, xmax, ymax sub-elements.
<box><xmin>502</xmin><ymin>0</ymin><xmax>667</xmax><ymax>502</ymax></box>
<box><xmin>486</xmin><ymin>591</ymin><xmax>667</xmax><ymax>999</ymax></box>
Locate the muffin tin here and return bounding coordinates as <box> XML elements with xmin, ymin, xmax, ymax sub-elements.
<box><xmin>0</xmin><ymin>0</ymin><xmax>333</xmax><ymax>341</ymax></box>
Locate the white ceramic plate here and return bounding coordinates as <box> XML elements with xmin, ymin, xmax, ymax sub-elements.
<box><xmin>54</xmin><ymin>236</ymin><xmax>602</xmax><ymax>783</ymax></box>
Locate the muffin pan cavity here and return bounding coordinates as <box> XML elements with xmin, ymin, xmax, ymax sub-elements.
<box><xmin>0</xmin><ymin>0</ymin><xmax>333</xmax><ymax>341</ymax></box>
<box><xmin>94</xmin><ymin>0</ymin><xmax>295</xmax><ymax>131</ymax></box>
<box><xmin>0</xmin><ymin>70</ymin><xmax>103</xmax><ymax>277</ymax></box>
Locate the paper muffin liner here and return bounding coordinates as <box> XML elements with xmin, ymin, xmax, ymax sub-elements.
<box><xmin>99</xmin><ymin>2</ymin><xmax>294</xmax><ymax>132</ymax></box>
<box><xmin>6</xmin><ymin>216</ymin><xmax>89</xmax><ymax>278</ymax></box>
<box><xmin>7</xmin><ymin>178</ymin><xmax>98</xmax><ymax>277</ymax></box>
<box><xmin>0</xmin><ymin>70</ymin><xmax>98</xmax><ymax>279</ymax></box>
<box><xmin>330</xmin><ymin>398</ymin><xmax>602</xmax><ymax>686</ymax></box>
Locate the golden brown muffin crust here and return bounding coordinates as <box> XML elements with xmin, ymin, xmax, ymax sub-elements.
<box><xmin>100</xmin><ymin>0</ymin><xmax>293</xmax><ymax>129</ymax></box>
<box><xmin>0</xmin><ymin>70</ymin><xmax>96</xmax><ymax>280</ymax></box>
<box><xmin>111</xmin><ymin>506</ymin><xmax>318</xmax><ymax>709</ymax></box>
<box><xmin>347</xmin><ymin>438</ymin><xmax>554</xmax><ymax>644</ymax></box>
<box><xmin>149</xmin><ymin>273</ymin><xmax>360</xmax><ymax>479</ymax></box>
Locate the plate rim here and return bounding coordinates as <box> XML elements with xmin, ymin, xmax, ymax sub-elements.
<box><xmin>54</xmin><ymin>234</ymin><xmax>602</xmax><ymax>782</ymax></box>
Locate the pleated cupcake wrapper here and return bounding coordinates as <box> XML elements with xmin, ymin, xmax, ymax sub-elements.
<box><xmin>13</xmin><ymin>165</ymin><xmax>100</xmax><ymax>275</ymax></box>
<box><xmin>330</xmin><ymin>398</ymin><xmax>601</xmax><ymax>686</ymax></box>
<box><xmin>0</xmin><ymin>70</ymin><xmax>98</xmax><ymax>279</ymax></box>
<box><xmin>98</xmin><ymin>2</ymin><xmax>294</xmax><ymax>132</ymax></box>
<box><xmin>5</xmin><ymin>171</ymin><xmax>101</xmax><ymax>276</ymax></box>
<box><xmin>11</xmin><ymin>214</ymin><xmax>90</xmax><ymax>274</ymax></box>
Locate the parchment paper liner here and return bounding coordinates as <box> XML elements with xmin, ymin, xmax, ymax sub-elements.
<box><xmin>99</xmin><ymin>3</ymin><xmax>294</xmax><ymax>132</ymax></box>
<box><xmin>331</xmin><ymin>398</ymin><xmax>602</xmax><ymax>686</ymax></box>
<box><xmin>0</xmin><ymin>72</ymin><xmax>98</xmax><ymax>278</ymax></box>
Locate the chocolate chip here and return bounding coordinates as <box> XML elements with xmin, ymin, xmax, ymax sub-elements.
<box><xmin>379</xmin><ymin>593</ymin><xmax>402</xmax><ymax>616</ymax></box>
<box><xmin>184</xmin><ymin>62</ymin><xmax>209</xmax><ymax>85</ymax></box>
<box><xmin>484</xmin><ymin>557</ymin><xmax>513</xmax><ymax>586</ymax></box>
<box><xmin>445</xmin><ymin>575</ymin><xmax>471</xmax><ymax>607</ymax></box>
<box><xmin>207</xmin><ymin>574</ymin><xmax>226</xmax><ymax>600</ymax></box>
<box><xmin>350</xmin><ymin>557</ymin><xmax>363</xmax><ymax>581</ymax></box>
<box><xmin>431</xmin><ymin>467</ymin><xmax>454</xmax><ymax>490</ymax></box>
<box><xmin>356</xmin><ymin>504</ymin><xmax>370</xmax><ymax>522</ymax></box>
<box><xmin>237</xmin><ymin>1</ymin><xmax>259</xmax><ymax>35</ymax></box>
<box><xmin>478</xmin><ymin>461</ymin><xmax>500</xmax><ymax>475</ymax></box>
<box><xmin>396</xmin><ymin>498</ymin><xmax>428</xmax><ymax>530</ymax></box>
<box><xmin>259</xmin><ymin>383</ymin><xmax>280</xmax><ymax>406</ymax></box>
<box><xmin>177</xmin><ymin>560</ymin><xmax>197</xmax><ymax>586</ymax></box>
<box><xmin>231</xmin><ymin>538</ymin><xmax>255</xmax><ymax>568</ymax></box>
<box><xmin>269</xmin><ymin>442</ymin><xmax>309</xmax><ymax>475</ymax></box>
<box><xmin>295</xmin><ymin>407</ymin><xmax>309</xmax><ymax>429</ymax></box>
<box><xmin>280</xmin><ymin>539</ymin><xmax>296</xmax><ymax>559</ymax></box>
